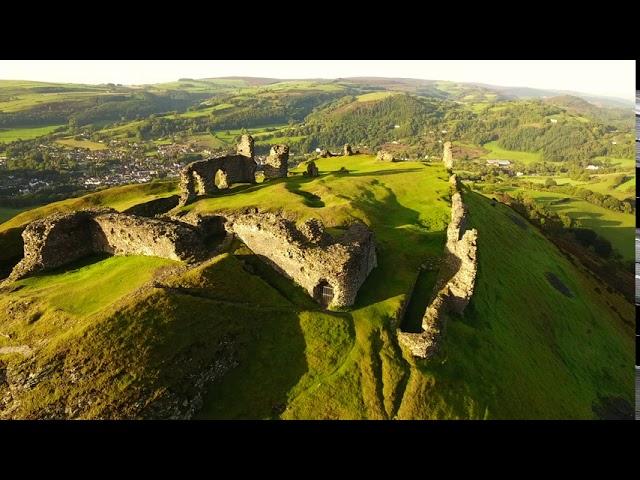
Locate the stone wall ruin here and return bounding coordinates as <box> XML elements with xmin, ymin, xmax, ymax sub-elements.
<box><xmin>398</xmin><ymin>155</ymin><xmax>478</xmax><ymax>359</ymax></box>
<box><xmin>6</xmin><ymin>209</ymin><xmax>207</xmax><ymax>282</ymax></box>
<box><xmin>178</xmin><ymin>135</ymin><xmax>258</xmax><ymax>206</ymax></box>
<box><xmin>262</xmin><ymin>144</ymin><xmax>289</xmax><ymax>180</ymax></box>
<box><xmin>376</xmin><ymin>150</ymin><xmax>396</xmax><ymax>162</ymax></box>
<box><xmin>443</xmin><ymin>141</ymin><xmax>453</xmax><ymax>170</ymax></box>
<box><xmin>224</xmin><ymin>210</ymin><xmax>377</xmax><ymax>308</ymax></box>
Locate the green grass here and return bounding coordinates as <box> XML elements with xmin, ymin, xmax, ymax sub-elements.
<box><xmin>13</xmin><ymin>255</ymin><xmax>177</xmax><ymax>317</ymax></box>
<box><xmin>0</xmin><ymin>180</ymin><xmax>178</xmax><ymax>233</ymax></box>
<box><xmin>356</xmin><ymin>91</ymin><xmax>400</xmax><ymax>102</ymax></box>
<box><xmin>594</xmin><ymin>156</ymin><xmax>635</xmax><ymax>170</ymax></box>
<box><xmin>398</xmin><ymin>191</ymin><xmax>633</xmax><ymax>419</ymax></box>
<box><xmin>0</xmin><ymin>153</ymin><xmax>633</xmax><ymax>419</ymax></box>
<box><xmin>519</xmin><ymin>189</ymin><xmax>634</xmax><ymax>260</ymax></box>
<box><xmin>481</xmin><ymin>141</ymin><xmax>543</xmax><ymax>164</ymax></box>
<box><xmin>0</xmin><ymin>125</ymin><xmax>63</xmax><ymax>143</ymax></box>
<box><xmin>56</xmin><ymin>138</ymin><xmax>108</xmax><ymax>150</ymax></box>
<box><xmin>0</xmin><ymin>206</ymin><xmax>34</xmax><ymax>224</ymax></box>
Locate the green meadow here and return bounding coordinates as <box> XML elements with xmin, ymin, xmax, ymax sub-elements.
<box><xmin>0</xmin><ymin>125</ymin><xmax>63</xmax><ymax>143</ymax></box>
<box><xmin>480</xmin><ymin>141</ymin><xmax>543</xmax><ymax>164</ymax></box>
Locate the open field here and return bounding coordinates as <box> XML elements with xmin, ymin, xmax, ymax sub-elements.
<box><xmin>481</xmin><ymin>184</ymin><xmax>634</xmax><ymax>260</ymax></box>
<box><xmin>522</xmin><ymin>174</ymin><xmax>635</xmax><ymax>200</ymax></box>
<box><xmin>56</xmin><ymin>138</ymin><xmax>109</xmax><ymax>150</ymax></box>
<box><xmin>0</xmin><ymin>125</ymin><xmax>63</xmax><ymax>143</ymax></box>
<box><xmin>480</xmin><ymin>141</ymin><xmax>543</xmax><ymax>164</ymax></box>
<box><xmin>356</xmin><ymin>91</ymin><xmax>400</xmax><ymax>102</ymax></box>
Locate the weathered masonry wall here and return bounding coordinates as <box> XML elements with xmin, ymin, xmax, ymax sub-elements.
<box><xmin>6</xmin><ymin>209</ymin><xmax>206</xmax><ymax>282</ymax></box>
<box><xmin>225</xmin><ymin>210</ymin><xmax>377</xmax><ymax>308</ymax></box>
<box><xmin>179</xmin><ymin>135</ymin><xmax>258</xmax><ymax>206</ymax></box>
<box><xmin>262</xmin><ymin>144</ymin><xmax>289</xmax><ymax>179</ymax></box>
<box><xmin>443</xmin><ymin>141</ymin><xmax>453</xmax><ymax>170</ymax></box>
<box><xmin>398</xmin><ymin>163</ymin><xmax>478</xmax><ymax>359</ymax></box>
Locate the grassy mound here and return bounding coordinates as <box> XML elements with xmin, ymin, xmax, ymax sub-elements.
<box><xmin>0</xmin><ymin>155</ymin><xmax>633</xmax><ymax>419</ymax></box>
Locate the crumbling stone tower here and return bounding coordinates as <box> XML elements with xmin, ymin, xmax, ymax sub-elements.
<box><xmin>237</xmin><ymin>134</ymin><xmax>254</xmax><ymax>158</ymax></box>
<box><xmin>443</xmin><ymin>141</ymin><xmax>453</xmax><ymax>170</ymax></box>
<box><xmin>263</xmin><ymin>144</ymin><xmax>289</xmax><ymax>179</ymax></box>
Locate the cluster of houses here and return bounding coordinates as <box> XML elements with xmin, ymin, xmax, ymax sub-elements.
<box><xmin>0</xmin><ymin>139</ymin><xmax>207</xmax><ymax>197</ymax></box>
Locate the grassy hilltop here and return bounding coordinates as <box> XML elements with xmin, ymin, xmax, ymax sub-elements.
<box><xmin>0</xmin><ymin>155</ymin><xmax>634</xmax><ymax>419</ymax></box>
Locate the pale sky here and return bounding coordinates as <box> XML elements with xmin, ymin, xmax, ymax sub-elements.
<box><xmin>0</xmin><ymin>60</ymin><xmax>635</xmax><ymax>101</ymax></box>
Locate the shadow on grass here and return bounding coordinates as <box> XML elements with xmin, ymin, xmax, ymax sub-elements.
<box><xmin>284</xmin><ymin>181</ymin><xmax>325</xmax><ymax>208</ymax></box>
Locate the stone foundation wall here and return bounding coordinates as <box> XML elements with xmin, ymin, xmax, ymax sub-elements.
<box><xmin>91</xmin><ymin>213</ymin><xmax>206</xmax><ymax>262</ymax></box>
<box><xmin>6</xmin><ymin>210</ymin><xmax>207</xmax><ymax>282</ymax></box>
<box><xmin>398</xmin><ymin>152</ymin><xmax>477</xmax><ymax>359</ymax></box>
<box><xmin>225</xmin><ymin>210</ymin><xmax>377</xmax><ymax>308</ymax></box>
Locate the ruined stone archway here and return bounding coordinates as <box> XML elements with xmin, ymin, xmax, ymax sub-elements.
<box><xmin>313</xmin><ymin>280</ymin><xmax>334</xmax><ymax>308</ymax></box>
<box><xmin>215</xmin><ymin>169</ymin><xmax>229</xmax><ymax>189</ymax></box>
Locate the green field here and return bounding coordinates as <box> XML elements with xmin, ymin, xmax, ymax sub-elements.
<box><xmin>483</xmin><ymin>184</ymin><xmax>635</xmax><ymax>260</ymax></box>
<box><xmin>56</xmin><ymin>138</ymin><xmax>108</xmax><ymax>150</ymax></box>
<box><xmin>356</xmin><ymin>91</ymin><xmax>400</xmax><ymax>102</ymax></box>
<box><xmin>522</xmin><ymin>174</ymin><xmax>635</xmax><ymax>200</ymax></box>
<box><xmin>0</xmin><ymin>154</ymin><xmax>633</xmax><ymax>419</ymax></box>
<box><xmin>594</xmin><ymin>155</ymin><xmax>635</xmax><ymax>170</ymax></box>
<box><xmin>481</xmin><ymin>141</ymin><xmax>543</xmax><ymax>164</ymax></box>
<box><xmin>0</xmin><ymin>125</ymin><xmax>63</xmax><ymax>143</ymax></box>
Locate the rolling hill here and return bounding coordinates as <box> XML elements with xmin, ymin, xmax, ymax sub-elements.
<box><xmin>0</xmin><ymin>154</ymin><xmax>633</xmax><ymax>419</ymax></box>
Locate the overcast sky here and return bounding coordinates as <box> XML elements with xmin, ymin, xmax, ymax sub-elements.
<box><xmin>0</xmin><ymin>60</ymin><xmax>635</xmax><ymax>100</ymax></box>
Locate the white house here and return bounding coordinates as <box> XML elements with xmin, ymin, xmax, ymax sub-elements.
<box><xmin>486</xmin><ymin>159</ymin><xmax>511</xmax><ymax>167</ymax></box>
<box><xmin>585</xmin><ymin>165</ymin><xmax>599</xmax><ymax>170</ymax></box>
<box><xmin>549</xmin><ymin>118</ymin><xmax>558</xmax><ymax>124</ymax></box>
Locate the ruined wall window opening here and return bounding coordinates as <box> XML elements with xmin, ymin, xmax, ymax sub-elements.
<box><xmin>314</xmin><ymin>280</ymin><xmax>334</xmax><ymax>307</ymax></box>
<box><xmin>215</xmin><ymin>169</ymin><xmax>229</xmax><ymax>189</ymax></box>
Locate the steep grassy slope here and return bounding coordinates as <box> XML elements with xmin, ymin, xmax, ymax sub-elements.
<box><xmin>0</xmin><ymin>156</ymin><xmax>633</xmax><ymax>419</ymax></box>
<box><xmin>0</xmin><ymin>180</ymin><xmax>178</xmax><ymax>233</ymax></box>
<box><xmin>396</xmin><ymin>191</ymin><xmax>633</xmax><ymax>419</ymax></box>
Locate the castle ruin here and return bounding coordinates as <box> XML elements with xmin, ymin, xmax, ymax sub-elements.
<box><xmin>398</xmin><ymin>155</ymin><xmax>478</xmax><ymax>359</ymax></box>
<box><xmin>223</xmin><ymin>210</ymin><xmax>377</xmax><ymax>308</ymax></box>
<box><xmin>443</xmin><ymin>141</ymin><xmax>453</xmax><ymax>170</ymax></box>
<box><xmin>7</xmin><ymin>209</ymin><xmax>206</xmax><ymax>282</ymax></box>
<box><xmin>178</xmin><ymin>135</ymin><xmax>258</xmax><ymax>206</ymax></box>
<box><xmin>262</xmin><ymin>144</ymin><xmax>289</xmax><ymax>180</ymax></box>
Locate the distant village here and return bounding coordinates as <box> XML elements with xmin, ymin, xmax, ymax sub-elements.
<box><xmin>0</xmin><ymin>139</ymin><xmax>203</xmax><ymax>197</ymax></box>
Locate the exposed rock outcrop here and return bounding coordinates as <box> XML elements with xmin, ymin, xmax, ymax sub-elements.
<box><xmin>343</xmin><ymin>144</ymin><xmax>353</xmax><ymax>156</ymax></box>
<box><xmin>6</xmin><ymin>209</ymin><xmax>207</xmax><ymax>282</ymax></box>
<box><xmin>263</xmin><ymin>144</ymin><xmax>289</xmax><ymax>179</ymax></box>
<box><xmin>376</xmin><ymin>150</ymin><xmax>395</xmax><ymax>162</ymax></box>
<box><xmin>224</xmin><ymin>210</ymin><xmax>377</xmax><ymax>308</ymax></box>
